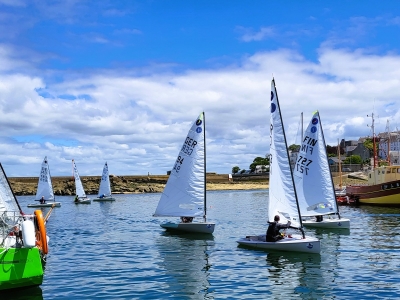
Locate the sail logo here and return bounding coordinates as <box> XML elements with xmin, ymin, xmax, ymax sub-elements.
<box><xmin>196</xmin><ymin>127</ymin><xmax>202</xmax><ymax>133</ymax></box>
<box><xmin>312</xmin><ymin>117</ymin><xmax>318</xmax><ymax>125</ymax></box>
<box><xmin>311</xmin><ymin>126</ymin><xmax>317</xmax><ymax>133</ymax></box>
<box><xmin>196</xmin><ymin>119</ymin><xmax>202</xmax><ymax>126</ymax></box>
<box><xmin>307</xmin><ymin>243</ymin><xmax>314</xmax><ymax>249</ymax></box>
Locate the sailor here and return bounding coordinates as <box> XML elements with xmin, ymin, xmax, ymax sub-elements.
<box><xmin>266</xmin><ymin>215</ymin><xmax>291</xmax><ymax>242</ymax></box>
<box><xmin>40</xmin><ymin>196</ymin><xmax>46</xmax><ymax>204</ymax></box>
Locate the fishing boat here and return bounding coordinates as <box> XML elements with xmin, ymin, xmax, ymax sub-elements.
<box><xmin>93</xmin><ymin>162</ymin><xmax>115</xmax><ymax>202</ymax></box>
<box><xmin>27</xmin><ymin>157</ymin><xmax>61</xmax><ymax>208</ymax></box>
<box><xmin>153</xmin><ymin>112</ymin><xmax>215</xmax><ymax>234</ymax></box>
<box><xmin>293</xmin><ymin>111</ymin><xmax>350</xmax><ymax>229</ymax></box>
<box><xmin>346</xmin><ymin>113</ymin><xmax>400</xmax><ymax>205</ymax></box>
<box><xmin>237</xmin><ymin>79</ymin><xmax>320</xmax><ymax>253</ymax></box>
<box><xmin>0</xmin><ymin>163</ymin><xmax>49</xmax><ymax>290</ymax></box>
<box><xmin>72</xmin><ymin>160</ymin><xmax>91</xmax><ymax>204</ymax></box>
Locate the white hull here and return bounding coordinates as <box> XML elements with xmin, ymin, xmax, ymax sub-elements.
<box><xmin>93</xmin><ymin>196</ymin><xmax>115</xmax><ymax>201</ymax></box>
<box><xmin>237</xmin><ymin>234</ymin><xmax>320</xmax><ymax>254</ymax></box>
<box><xmin>75</xmin><ymin>198</ymin><xmax>91</xmax><ymax>204</ymax></box>
<box><xmin>303</xmin><ymin>218</ymin><xmax>350</xmax><ymax>229</ymax></box>
<box><xmin>160</xmin><ymin>222</ymin><xmax>215</xmax><ymax>234</ymax></box>
<box><xmin>27</xmin><ymin>202</ymin><xmax>61</xmax><ymax>208</ymax></box>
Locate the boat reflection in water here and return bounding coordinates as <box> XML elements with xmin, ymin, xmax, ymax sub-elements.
<box><xmin>2</xmin><ymin>286</ymin><xmax>43</xmax><ymax>300</ymax></box>
<box><xmin>155</xmin><ymin>232</ymin><xmax>214</xmax><ymax>298</ymax></box>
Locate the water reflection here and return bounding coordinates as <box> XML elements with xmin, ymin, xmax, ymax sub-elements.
<box><xmin>2</xmin><ymin>286</ymin><xmax>43</xmax><ymax>300</ymax></box>
<box><xmin>155</xmin><ymin>232</ymin><xmax>214</xmax><ymax>299</ymax></box>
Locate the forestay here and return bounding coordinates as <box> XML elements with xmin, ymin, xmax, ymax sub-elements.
<box><xmin>154</xmin><ymin>112</ymin><xmax>205</xmax><ymax>218</ymax></box>
<box><xmin>35</xmin><ymin>157</ymin><xmax>55</xmax><ymax>201</ymax></box>
<box><xmin>269</xmin><ymin>80</ymin><xmax>301</xmax><ymax>228</ymax></box>
<box><xmin>98</xmin><ymin>162</ymin><xmax>112</xmax><ymax>197</ymax></box>
<box><xmin>293</xmin><ymin>111</ymin><xmax>337</xmax><ymax>217</ymax></box>
<box><xmin>73</xmin><ymin>160</ymin><xmax>87</xmax><ymax>198</ymax></box>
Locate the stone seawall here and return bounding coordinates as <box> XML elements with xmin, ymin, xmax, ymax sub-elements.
<box><xmin>9</xmin><ymin>174</ymin><xmax>269</xmax><ymax>195</ymax></box>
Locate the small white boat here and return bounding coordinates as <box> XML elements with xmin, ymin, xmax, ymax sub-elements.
<box><xmin>93</xmin><ymin>162</ymin><xmax>115</xmax><ymax>202</ymax></box>
<box><xmin>154</xmin><ymin>112</ymin><xmax>215</xmax><ymax>234</ymax></box>
<box><xmin>72</xmin><ymin>160</ymin><xmax>91</xmax><ymax>204</ymax></box>
<box><xmin>293</xmin><ymin>112</ymin><xmax>350</xmax><ymax>229</ymax></box>
<box><xmin>237</xmin><ymin>79</ymin><xmax>320</xmax><ymax>253</ymax></box>
<box><xmin>27</xmin><ymin>157</ymin><xmax>61</xmax><ymax>208</ymax></box>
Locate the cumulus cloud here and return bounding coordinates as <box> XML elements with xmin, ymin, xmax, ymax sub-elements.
<box><xmin>1</xmin><ymin>45</ymin><xmax>400</xmax><ymax>176</ymax></box>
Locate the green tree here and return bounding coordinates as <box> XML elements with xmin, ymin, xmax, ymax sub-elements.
<box><xmin>343</xmin><ymin>155</ymin><xmax>362</xmax><ymax>164</ymax></box>
<box><xmin>249</xmin><ymin>156</ymin><xmax>270</xmax><ymax>172</ymax></box>
<box><xmin>288</xmin><ymin>144</ymin><xmax>300</xmax><ymax>151</ymax></box>
<box><xmin>232</xmin><ymin>166</ymin><xmax>240</xmax><ymax>174</ymax></box>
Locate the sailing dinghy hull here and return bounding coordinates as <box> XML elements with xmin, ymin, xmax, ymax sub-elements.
<box><xmin>93</xmin><ymin>196</ymin><xmax>115</xmax><ymax>202</ymax></box>
<box><xmin>237</xmin><ymin>234</ymin><xmax>320</xmax><ymax>254</ymax></box>
<box><xmin>160</xmin><ymin>222</ymin><xmax>215</xmax><ymax>234</ymax></box>
<box><xmin>302</xmin><ymin>218</ymin><xmax>350</xmax><ymax>229</ymax></box>
<box><xmin>27</xmin><ymin>202</ymin><xmax>61</xmax><ymax>208</ymax></box>
<box><xmin>74</xmin><ymin>198</ymin><xmax>91</xmax><ymax>204</ymax></box>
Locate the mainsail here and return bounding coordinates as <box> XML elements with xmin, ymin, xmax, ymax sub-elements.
<box><xmin>154</xmin><ymin>112</ymin><xmax>205</xmax><ymax>218</ymax></box>
<box><xmin>269</xmin><ymin>79</ymin><xmax>302</xmax><ymax>228</ymax></box>
<box><xmin>35</xmin><ymin>157</ymin><xmax>55</xmax><ymax>201</ymax></box>
<box><xmin>293</xmin><ymin>111</ymin><xmax>337</xmax><ymax>217</ymax></box>
<box><xmin>73</xmin><ymin>160</ymin><xmax>87</xmax><ymax>198</ymax></box>
<box><xmin>98</xmin><ymin>162</ymin><xmax>112</xmax><ymax>197</ymax></box>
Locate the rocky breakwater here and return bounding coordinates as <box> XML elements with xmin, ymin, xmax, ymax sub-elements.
<box><xmin>8</xmin><ymin>173</ymin><xmax>270</xmax><ymax>195</ymax></box>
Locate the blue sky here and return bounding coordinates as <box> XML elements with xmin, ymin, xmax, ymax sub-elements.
<box><xmin>1</xmin><ymin>0</ymin><xmax>400</xmax><ymax>176</ymax></box>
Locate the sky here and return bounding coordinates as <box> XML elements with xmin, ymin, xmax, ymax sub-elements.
<box><xmin>1</xmin><ymin>0</ymin><xmax>400</xmax><ymax>177</ymax></box>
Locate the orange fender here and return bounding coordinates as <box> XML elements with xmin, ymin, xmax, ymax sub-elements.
<box><xmin>34</xmin><ymin>210</ymin><xmax>48</xmax><ymax>255</ymax></box>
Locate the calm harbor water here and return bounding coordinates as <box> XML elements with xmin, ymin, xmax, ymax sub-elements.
<box><xmin>7</xmin><ymin>190</ymin><xmax>400</xmax><ymax>299</ymax></box>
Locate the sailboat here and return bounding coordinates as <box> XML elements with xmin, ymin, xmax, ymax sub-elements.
<box><xmin>0</xmin><ymin>163</ymin><xmax>49</xmax><ymax>290</ymax></box>
<box><xmin>237</xmin><ymin>79</ymin><xmax>320</xmax><ymax>253</ymax></box>
<box><xmin>293</xmin><ymin>111</ymin><xmax>350</xmax><ymax>229</ymax></box>
<box><xmin>153</xmin><ymin>112</ymin><xmax>215</xmax><ymax>234</ymax></box>
<box><xmin>93</xmin><ymin>162</ymin><xmax>115</xmax><ymax>201</ymax></box>
<box><xmin>72</xmin><ymin>160</ymin><xmax>91</xmax><ymax>204</ymax></box>
<box><xmin>28</xmin><ymin>156</ymin><xmax>61</xmax><ymax>208</ymax></box>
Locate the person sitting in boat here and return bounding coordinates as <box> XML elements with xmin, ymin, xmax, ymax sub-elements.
<box><xmin>180</xmin><ymin>217</ymin><xmax>193</xmax><ymax>223</ymax></box>
<box><xmin>74</xmin><ymin>195</ymin><xmax>79</xmax><ymax>203</ymax></box>
<box><xmin>99</xmin><ymin>194</ymin><xmax>105</xmax><ymax>199</ymax></box>
<box><xmin>40</xmin><ymin>196</ymin><xmax>46</xmax><ymax>204</ymax></box>
<box><xmin>315</xmin><ymin>215</ymin><xmax>323</xmax><ymax>222</ymax></box>
<box><xmin>266</xmin><ymin>215</ymin><xmax>291</xmax><ymax>242</ymax></box>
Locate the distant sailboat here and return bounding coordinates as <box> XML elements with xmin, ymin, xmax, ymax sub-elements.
<box><xmin>237</xmin><ymin>79</ymin><xmax>320</xmax><ymax>253</ymax></box>
<box><xmin>154</xmin><ymin>112</ymin><xmax>215</xmax><ymax>234</ymax></box>
<box><xmin>93</xmin><ymin>162</ymin><xmax>115</xmax><ymax>201</ymax></box>
<box><xmin>72</xmin><ymin>160</ymin><xmax>91</xmax><ymax>204</ymax></box>
<box><xmin>293</xmin><ymin>111</ymin><xmax>350</xmax><ymax>229</ymax></box>
<box><xmin>28</xmin><ymin>156</ymin><xmax>61</xmax><ymax>208</ymax></box>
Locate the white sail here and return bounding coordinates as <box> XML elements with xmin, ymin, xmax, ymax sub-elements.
<box><xmin>269</xmin><ymin>79</ymin><xmax>301</xmax><ymax>228</ymax></box>
<box><xmin>35</xmin><ymin>156</ymin><xmax>55</xmax><ymax>201</ymax></box>
<box><xmin>0</xmin><ymin>163</ymin><xmax>21</xmax><ymax>218</ymax></box>
<box><xmin>98</xmin><ymin>162</ymin><xmax>112</xmax><ymax>197</ymax></box>
<box><xmin>73</xmin><ymin>160</ymin><xmax>87</xmax><ymax>198</ymax></box>
<box><xmin>154</xmin><ymin>112</ymin><xmax>205</xmax><ymax>218</ymax></box>
<box><xmin>293</xmin><ymin>111</ymin><xmax>338</xmax><ymax>217</ymax></box>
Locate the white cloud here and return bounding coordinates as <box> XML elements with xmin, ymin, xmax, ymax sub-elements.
<box><xmin>1</xmin><ymin>47</ymin><xmax>400</xmax><ymax>176</ymax></box>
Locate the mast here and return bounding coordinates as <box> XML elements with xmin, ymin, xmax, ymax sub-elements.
<box><xmin>203</xmin><ymin>112</ymin><xmax>207</xmax><ymax>223</ymax></box>
<box><xmin>338</xmin><ymin>139</ymin><xmax>342</xmax><ymax>190</ymax></box>
<box><xmin>386</xmin><ymin>120</ymin><xmax>390</xmax><ymax>165</ymax></box>
<box><xmin>368</xmin><ymin>113</ymin><xmax>377</xmax><ymax>168</ymax></box>
<box><xmin>318</xmin><ymin>112</ymin><xmax>341</xmax><ymax>218</ymax></box>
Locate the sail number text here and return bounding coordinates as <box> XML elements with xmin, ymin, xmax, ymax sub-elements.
<box><xmin>295</xmin><ymin>155</ymin><xmax>312</xmax><ymax>175</ymax></box>
<box><xmin>180</xmin><ymin>136</ymin><xmax>198</xmax><ymax>156</ymax></box>
<box><xmin>173</xmin><ymin>156</ymin><xmax>185</xmax><ymax>173</ymax></box>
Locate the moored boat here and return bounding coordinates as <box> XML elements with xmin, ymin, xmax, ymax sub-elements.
<box><xmin>0</xmin><ymin>163</ymin><xmax>49</xmax><ymax>290</ymax></box>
